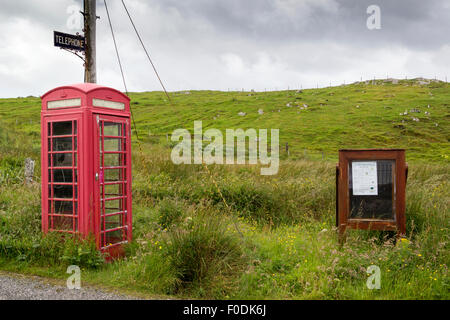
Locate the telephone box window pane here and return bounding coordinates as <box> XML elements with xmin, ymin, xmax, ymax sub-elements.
<box><xmin>105</xmin><ymin>229</ymin><xmax>125</xmax><ymax>245</ymax></box>
<box><xmin>103</xmin><ymin>153</ymin><xmax>121</xmax><ymax>166</ymax></box>
<box><xmin>51</xmin><ymin>185</ymin><xmax>74</xmax><ymax>199</ymax></box>
<box><xmin>104</xmin><ymin>199</ymin><xmax>121</xmax><ymax>210</ymax></box>
<box><xmin>52</xmin><ymin>169</ymin><xmax>74</xmax><ymax>183</ymax></box>
<box><xmin>103</xmin><ymin>138</ymin><xmax>123</xmax><ymax>152</ymax></box>
<box><xmin>349</xmin><ymin>160</ymin><xmax>395</xmax><ymax>220</ymax></box>
<box><xmin>47</xmin><ymin>98</ymin><xmax>81</xmax><ymax>109</ymax></box>
<box><xmin>103</xmin><ymin>201</ymin><xmax>122</xmax><ymax>215</ymax></box>
<box><xmin>93</xmin><ymin>99</ymin><xmax>125</xmax><ymax>110</ymax></box>
<box><xmin>102</xmin><ymin>214</ymin><xmax>123</xmax><ymax>230</ymax></box>
<box><xmin>103</xmin><ymin>123</ymin><xmax>123</xmax><ymax>136</ymax></box>
<box><xmin>52</xmin><ymin>201</ymin><xmax>74</xmax><ymax>215</ymax></box>
<box><xmin>103</xmin><ymin>184</ymin><xmax>122</xmax><ymax>197</ymax></box>
<box><xmin>104</xmin><ymin>169</ymin><xmax>122</xmax><ymax>182</ymax></box>
<box><xmin>50</xmin><ymin>216</ymin><xmax>76</xmax><ymax>231</ymax></box>
<box><xmin>53</xmin><ymin>137</ymin><xmax>73</xmax><ymax>151</ymax></box>
<box><xmin>52</xmin><ymin>121</ymin><xmax>72</xmax><ymax>136</ymax></box>
<box><xmin>52</xmin><ymin>153</ymin><xmax>73</xmax><ymax>167</ymax></box>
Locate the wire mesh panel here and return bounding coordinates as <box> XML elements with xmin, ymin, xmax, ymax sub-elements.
<box><xmin>47</xmin><ymin>120</ymin><xmax>78</xmax><ymax>233</ymax></box>
<box><xmin>98</xmin><ymin>120</ymin><xmax>128</xmax><ymax>248</ymax></box>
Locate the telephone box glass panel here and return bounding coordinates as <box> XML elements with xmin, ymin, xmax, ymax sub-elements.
<box><xmin>47</xmin><ymin>120</ymin><xmax>79</xmax><ymax>232</ymax></box>
<box><xmin>98</xmin><ymin>120</ymin><xmax>128</xmax><ymax>247</ymax></box>
<box><xmin>47</xmin><ymin>98</ymin><xmax>81</xmax><ymax>109</ymax></box>
<box><xmin>93</xmin><ymin>98</ymin><xmax>125</xmax><ymax>110</ymax></box>
<box><xmin>348</xmin><ymin>160</ymin><xmax>395</xmax><ymax>220</ymax></box>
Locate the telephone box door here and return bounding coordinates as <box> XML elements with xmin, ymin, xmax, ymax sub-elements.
<box><xmin>93</xmin><ymin>114</ymin><xmax>132</xmax><ymax>249</ymax></box>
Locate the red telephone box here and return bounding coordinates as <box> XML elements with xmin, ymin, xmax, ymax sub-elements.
<box><xmin>41</xmin><ymin>83</ymin><xmax>132</xmax><ymax>256</ymax></box>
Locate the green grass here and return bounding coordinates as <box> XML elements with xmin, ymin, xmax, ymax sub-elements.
<box><xmin>0</xmin><ymin>79</ymin><xmax>448</xmax><ymax>299</ymax></box>
<box><xmin>1</xmin><ymin>79</ymin><xmax>449</xmax><ymax>162</ymax></box>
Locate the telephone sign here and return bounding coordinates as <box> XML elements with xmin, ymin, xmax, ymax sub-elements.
<box><xmin>54</xmin><ymin>31</ymin><xmax>85</xmax><ymax>52</ymax></box>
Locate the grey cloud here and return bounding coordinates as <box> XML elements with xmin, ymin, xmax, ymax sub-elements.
<box><xmin>0</xmin><ymin>1</ymin><xmax>79</xmax><ymax>28</ymax></box>
<box><xmin>137</xmin><ymin>0</ymin><xmax>449</xmax><ymax>50</ymax></box>
<box><xmin>0</xmin><ymin>0</ymin><xmax>448</xmax><ymax>97</ymax></box>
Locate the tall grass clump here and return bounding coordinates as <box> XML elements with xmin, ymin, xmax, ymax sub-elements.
<box><xmin>109</xmin><ymin>242</ymin><xmax>181</xmax><ymax>295</ymax></box>
<box><xmin>157</xmin><ymin>198</ymin><xmax>184</xmax><ymax>229</ymax></box>
<box><xmin>0</xmin><ymin>156</ymin><xmax>25</xmax><ymax>185</ymax></box>
<box><xmin>162</xmin><ymin>211</ymin><xmax>246</xmax><ymax>297</ymax></box>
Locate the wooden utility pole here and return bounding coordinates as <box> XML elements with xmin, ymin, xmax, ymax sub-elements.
<box><xmin>84</xmin><ymin>0</ymin><xmax>97</xmax><ymax>83</ymax></box>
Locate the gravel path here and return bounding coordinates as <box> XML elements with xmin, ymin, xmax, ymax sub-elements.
<box><xmin>0</xmin><ymin>272</ymin><xmax>140</xmax><ymax>300</ymax></box>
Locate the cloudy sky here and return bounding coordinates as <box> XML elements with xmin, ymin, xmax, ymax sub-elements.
<box><xmin>0</xmin><ymin>0</ymin><xmax>449</xmax><ymax>98</ymax></box>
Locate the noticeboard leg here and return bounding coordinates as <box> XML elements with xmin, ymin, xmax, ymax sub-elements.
<box><xmin>398</xmin><ymin>164</ymin><xmax>409</xmax><ymax>238</ymax></box>
<box><xmin>397</xmin><ymin>227</ymin><xmax>406</xmax><ymax>240</ymax></box>
<box><xmin>338</xmin><ymin>225</ymin><xmax>347</xmax><ymax>245</ymax></box>
<box><xmin>335</xmin><ymin>165</ymin><xmax>339</xmax><ymax>228</ymax></box>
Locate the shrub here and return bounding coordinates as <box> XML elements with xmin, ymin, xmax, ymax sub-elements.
<box><xmin>60</xmin><ymin>236</ymin><xmax>105</xmax><ymax>269</ymax></box>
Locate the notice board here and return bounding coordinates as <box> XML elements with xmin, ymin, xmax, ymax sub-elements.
<box><xmin>336</xmin><ymin>149</ymin><xmax>407</xmax><ymax>238</ymax></box>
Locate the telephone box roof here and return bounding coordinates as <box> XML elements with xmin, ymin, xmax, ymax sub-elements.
<box><xmin>41</xmin><ymin>83</ymin><xmax>130</xmax><ymax>101</ymax></box>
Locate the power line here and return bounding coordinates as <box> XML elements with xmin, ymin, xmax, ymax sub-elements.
<box><xmin>104</xmin><ymin>0</ymin><xmax>139</xmax><ymax>141</ymax></box>
<box><xmin>107</xmin><ymin>1</ymin><xmax>242</xmax><ymax>238</ymax></box>
<box><xmin>104</xmin><ymin>0</ymin><xmax>127</xmax><ymax>94</ymax></box>
<box><xmin>121</xmin><ymin>0</ymin><xmax>172</xmax><ymax>104</ymax></box>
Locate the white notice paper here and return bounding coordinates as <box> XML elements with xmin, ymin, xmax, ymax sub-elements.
<box><xmin>352</xmin><ymin>161</ymin><xmax>378</xmax><ymax>196</ymax></box>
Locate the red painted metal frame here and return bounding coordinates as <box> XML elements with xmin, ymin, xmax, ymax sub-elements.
<box><xmin>336</xmin><ymin>149</ymin><xmax>407</xmax><ymax>240</ymax></box>
<box><xmin>93</xmin><ymin>114</ymin><xmax>132</xmax><ymax>255</ymax></box>
<box><xmin>41</xmin><ymin>83</ymin><xmax>132</xmax><ymax>255</ymax></box>
<box><xmin>43</xmin><ymin>117</ymin><xmax>80</xmax><ymax>234</ymax></box>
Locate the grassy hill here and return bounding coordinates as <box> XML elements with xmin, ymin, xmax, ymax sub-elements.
<box><xmin>0</xmin><ymin>79</ymin><xmax>448</xmax><ymax>299</ymax></box>
<box><xmin>1</xmin><ymin>78</ymin><xmax>449</xmax><ymax>163</ymax></box>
